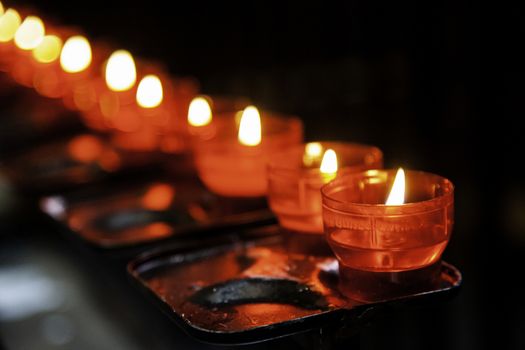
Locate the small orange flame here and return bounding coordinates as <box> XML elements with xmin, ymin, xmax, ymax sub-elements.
<box><xmin>188</xmin><ymin>96</ymin><xmax>212</xmax><ymax>127</ymax></box>
<box><xmin>320</xmin><ymin>149</ymin><xmax>338</xmax><ymax>174</ymax></box>
<box><xmin>105</xmin><ymin>49</ymin><xmax>136</xmax><ymax>91</ymax></box>
<box><xmin>136</xmin><ymin>75</ymin><xmax>163</xmax><ymax>108</ymax></box>
<box><xmin>0</xmin><ymin>9</ymin><xmax>21</xmax><ymax>43</ymax></box>
<box><xmin>238</xmin><ymin>106</ymin><xmax>261</xmax><ymax>146</ymax></box>
<box><xmin>32</xmin><ymin>35</ymin><xmax>62</xmax><ymax>63</ymax></box>
<box><xmin>385</xmin><ymin>168</ymin><xmax>405</xmax><ymax>205</ymax></box>
<box><xmin>303</xmin><ymin>142</ymin><xmax>323</xmax><ymax>166</ymax></box>
<box><xmin>14</xmin><ymin>16</ymin><xmax>44</xmax><ymax>50</ymax></box>
<box><xmin>60</xmin><ymin>36</ymin><xmax>92</xmax><ymax>73</ymax></box>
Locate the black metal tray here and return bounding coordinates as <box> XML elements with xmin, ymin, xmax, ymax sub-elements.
<box><xmin>40</xmin><ymin>179</ymin><xmax>274</xmax><ymax>249</ymax></box>
<box><xmin>2</xmin><ymin>133</ymin><xmax>170</xmax><ymax>194</ymax></box>
<box><xmin>127</xmin><ymin>228</ymin><xmax>462</xmax><ymax>345</ymax></box>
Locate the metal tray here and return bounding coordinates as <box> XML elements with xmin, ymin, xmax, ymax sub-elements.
<box><xmin>40</xmin><ymin>179</ymin><xmax>274</xmax><ymax>249</ymax></box>
<box><xmin>3</xmin><ymin>133</ymin><xmax>170</xmax><ymax>194</ymax></box>
<box><xmin>128</xmin><ymin>229</ymin><xmax>462</xmax><ymax>345</ymax></box>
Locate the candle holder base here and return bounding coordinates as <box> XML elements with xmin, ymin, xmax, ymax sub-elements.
<box><xmin>338</xmin><ymin>262</ymin><xmax>442</xmax><ymax>303</ymax></box>
<box><xmin>41</xmin><ymin>179</ymin><xmax>274</xmax><ymax>250</ymax></box>
<box><xmin>3</xmin><ymin>133</ymin><xmax>167</xmax><ymax>195</ymax></box>
<box><xmin>281</xmin><ymin>228</ymin><xmax>333</xmax><ymax>257</ymax></box>
<box><xmin>127</xmin><ymin>228</ymin><xmax>461</xmax><ymax>345</ymax></box>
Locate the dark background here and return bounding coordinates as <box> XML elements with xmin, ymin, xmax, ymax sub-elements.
<box><xmin>1</xmin><ymin>1</ymin><xmax>513</xmax><ymax>349</ymax></box>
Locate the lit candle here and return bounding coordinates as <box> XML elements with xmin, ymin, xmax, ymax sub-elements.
<box><xmin>267</xmin><ymin>142</ymin><xmax>383</xmax><ymax>234</ymax></box>
<box><xmin>321</xmin><ymin>168</ymin><xmax>454</xmax><ymax>301</ymax></box>
<box><xmin>193</xmin><ymin>105</ymin><xmax>303</xmax><ymax>197</ymax></box>
<box><xmin>187</xmin><ymin>96</ymin><xmax>214</xmax><ymax>138</ymax></box>
<box><xmin>30</xmin><ymin>33</ymin><xmax>64</xmax><ymax>97</ymax></box>
<box><xmin>112</xmin><ymin>74</ymin><xmax>166</xmax><ymax>151</ymax></box>
<box><xmin>59</xmin><ymin>34</ymin><xmax>98</xmax><ymax>111</ymax></box>
<box><xmin>7</xmin><ymin>14</ymin><xmax>45</xmax><ymax>86</ymax></box>
<box><xmin>0</xmin><ymin>7</ymin><xmax>21</xmax><ymax>72</ymax></box>
<box><xmin>82</xmin><ymin>49</ymin><xmax>137</xmax><ymax>131</ymax></box>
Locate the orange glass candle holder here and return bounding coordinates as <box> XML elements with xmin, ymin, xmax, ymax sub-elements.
<box><xmin>321</xmin><ymin>169</ymin><xmax>454</xmax><ymax>302</ymax></box>
<box><xmin>267</xmin><ymin>142</ymin><xmax>383</xmax><ymax>234</ymax></box>
<box><xmin>193</xmin><ymin>111</ymin><xmax>303</xmax><ymax>197</ymax></box>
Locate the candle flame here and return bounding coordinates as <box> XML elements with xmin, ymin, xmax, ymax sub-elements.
<box><xmin>306</xmin><ymin>142</ymin><xmax>323</xmax><ymax>157</ymax></box>
<box><xmin>105</xmin><ymin>50</ymin><xmax>136</xmax><ymax>91</ymax></box>
<box><xmin>303</xmin><ymin>142</ymin><xmax>323</xmax><ymax>166</ymax></box>
<box><xmin>238</xmin><ymin>106</ymin><xmax>261</xmax><ymax>146</ymax></box>
<box><xmin>136</xmin><ymin>75</ymin><xmax>163</xmax><ymax>108</ymax></box>
<box><xmin>320</xmin><ymin>149</ymin><xmax>338</xmax><ymax>174</ymax></box>
<box><xmin>14</xmin><ymin>16</ymin><xmax>44</xmax><ymax>50</ymax></box>
<box><xmin>188</xmin><ymin>97</ymin><xmax>212</xmax><ymax>126</ymax></box>
<box><xmin>60</xmin><ymin>36</ymin><xmax>92</xmax><ymax>73</ymax></box>
<box><xmin>0</xmin><ymin>2</ymin><xmax>4</xmax><ymax>16</ymax></box>
<box><xmin>0</xmin><ymin>8</ymin><xmax>21</xmax><ymax>42</ymax></box>
<box><xmin>32</xmin><ymin>35</ymin><xmax>62</xmax><ymax>63</ymax></box>
<box><xmin>385</xmin><ymin>168</ymin><xmax>405</xmax><ymax>205</ymax></box>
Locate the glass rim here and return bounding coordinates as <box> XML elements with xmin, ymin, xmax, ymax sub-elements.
<box><xmin>321</xmin><ymin>168</ymin><xmax>454</xmax><ymax>214</ymax></box>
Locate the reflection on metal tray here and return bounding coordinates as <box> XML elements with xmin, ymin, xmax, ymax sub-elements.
<box><xmin>3</xmin><ymin>133</ymin><xmax>168</xmax><ymax>194</ymax></box>
<box><xmin>41</xmin><ymin>180</ymin><xmax>274</xmax><ymax>248</ymax></box>
<box><xmin>128</xmin><ymin>230</ymin><xmax>462</xmax><ymax>345</ymax></box>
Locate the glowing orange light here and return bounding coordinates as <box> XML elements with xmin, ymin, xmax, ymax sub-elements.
<box><xmin>14</xmin><ymin>16</ymin><xmax>44</xmax><ymax>50</ymax></box>
<box><xmin>238</xmin><ymin>106</ymin><xmax>261</xmax><ymax>146</ymax></box>
<box><xmin>136</xmin><ymin>75</ymin><xmax>163</xmax><ymax>108</ymax></box>
<box><xmin>67</xmin><ymin>135</ymin><xmax>104</xmax><ymax>163</ymax></box>
<box><xmin>60</xmin><ymin>35</ymin><xmax>92</xmax><ymax>73</ymax></box>
<box><xmin>188</xmin><ymin>96</ymin><xmax>212</xmax><ymax>127</ymax></box>
<box><xmin>0</xmin><ymin>8</ymin><xmax>21</xmax><ymax>43</ymax></box>
<box><xmin>32</xmin><ymin>35</ymin><xmax>62</xmax><ymax>63</ymax></box>
<box><xmin>105</xmin><ymin>50</ymin><xmax>136</xmax><ymax>91</ymax></box>
<box><xmin>141</xmin><ymin>184</ymin><xmax>175</xmax><ymax>210</ymax></box>
<box><xmin>320</xmin><ymin>149</ymin><xmax>338</xmax><ymax>174</ymax></box>
<box><xmin>385</xmin><ymin>168</ymin><xmax>405</xmax><ymax>205</ymax></box>
<box><xmin>303</xmin><ymin>142</ymin><xmax>323</xmax><ymax>166</ymax></box>
<box><xmin>0</xmin><ymin>2</ymin><xmax>4</xmax><ymax>16</ymax></box>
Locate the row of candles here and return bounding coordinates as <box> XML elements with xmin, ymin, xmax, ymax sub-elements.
<box><xmin>0</xmin><ymin>2</ymin><xmax>454</xmax><ymax>301</ymax></box>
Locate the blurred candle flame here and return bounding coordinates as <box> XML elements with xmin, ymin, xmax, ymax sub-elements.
<box><xmin>136</xmin><ymin>74</ymin><xmax>163</xmax><ymax>108</ymax></box>
<box><xmin>32</xmin><ymin>35</ymin><xmax>62</xmax><ymax>63</ymax></box>
<box><xmin>238</xmin><ymin>106</ymin><xmax>261</xmax><ymax>146</ymax></box>
<box><xmin>105</xmin><ymin>49</ymin><xmax>136</xmax><ymax>91</ymax></box>
<box><xmin>14</xmin><ymin>16</ymin><xmax>44</xmax><ymax>50</ymax></box>
<box><xmin>187</xmin><ymin>96</ymin><xmax>212</xmax><ymax>127</ymax></box>
<box><xmin>0</xmin><ymin>2</ymin><xmax>4</xmax><ymax>16</ymax></box>
<box><xmin>60</xmin><ymin>35</ymin><xmax>92</xmax><ymax>73</ymax></box>
<box><xmin>320</xmin><ymin>149</ymin><xmax>338</xmax><ymax>174</ymax></box>
<box><xmin>0</xmin><ymin>8</ymin><xmax>21</xmax><ymax>42</ymax></box>
<box><xmin>303</xmin><ymin>142</ymin><xmax>323</xmax><ymax>166</ymax></box>
<box><xmin>385</xmin><ymin>168</ymin><xmax>405</xmax><ymax>205</ymax></box>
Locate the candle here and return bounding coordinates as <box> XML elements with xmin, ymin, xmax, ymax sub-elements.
<box><xmin>81</xmin><ymin>49</ymin><xmax>137</xmax><ymax>131</ymax></box>
<box><xmin>112</xmin><ymin>73</ymin><xmax>166</xmax><ymax>151</ymax></box>
<box><xmin>7</xmin><ymin>14</ymin><xmax>45</xmax><ymax>86</ymax></box>
<box><xmin>193</xmin><ymin>106</ymin><xmax>303</xmax><ymax>197</ymax></box>
<box><xmin>59</xmin><ymin>35</ymin><xmax>99</xmax><ymax>111</ymax></box>
<box><xmin>31</xmin><ymin>33</ymin><xmax>64</xmax><ymax>97</ymax></box>
<box><xmin>321</xmin><ymin>168</ymin><xmax>454</xmax><ymax>301</ymax></box>
<box><xmin>0</xmin><ymin>7</ymin><xmax>21</xmax><ymax>72</ymax></box>
<box><xmin>267</xmin><ymin>142</ymin><xmax>383</xmax><ymax>234</ymax></box>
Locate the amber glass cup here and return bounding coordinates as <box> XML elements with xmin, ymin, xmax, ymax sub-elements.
<box><xmin>321</xmin><ymin>169</ymin><xmax>454</xmax><ymax>302</ymax></box>
<box><xmin>267</xmin><ymin>142</ymin><xmax>383</xmax><ymax>234</ymax></box>
<box><xmin>193</xmin><ymin>111</ymin><xmax>303</xmax><ymax>197</ymax></box>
